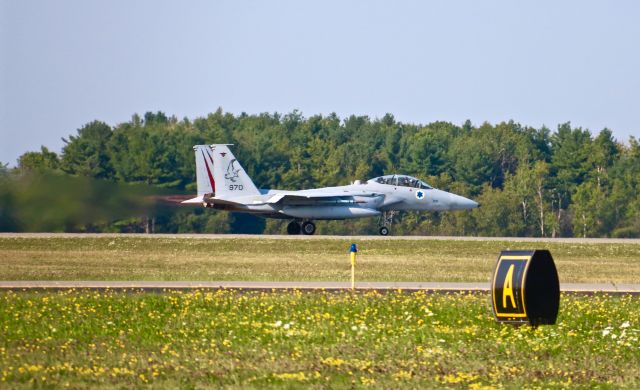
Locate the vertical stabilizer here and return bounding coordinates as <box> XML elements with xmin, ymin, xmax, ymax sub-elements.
<box><xmin>194</xmin><ymin>145</ymin><xmax>216</xmax><ymax>196</ymax></box>
<box><xmin>211</xmin><ymin>144</ymin><xmax>260</xmax><ymax>197</ymax></box>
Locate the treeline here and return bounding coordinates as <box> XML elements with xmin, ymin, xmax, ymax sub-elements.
<box><xmin>2</xmin><ymin>109</ymin><xmax>639</xmax><ymax>237</ymax></box>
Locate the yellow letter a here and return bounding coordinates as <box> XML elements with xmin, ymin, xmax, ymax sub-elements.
<box><xmin>502</xmin><ymin>264</ymin><xmax>516</xmax><ymax>308</ymax></box>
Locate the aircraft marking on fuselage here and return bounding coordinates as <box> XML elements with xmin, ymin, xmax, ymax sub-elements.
<box><xmin>416</xmin><ymin>190</ymin><xmax>425</xmax><ymax>200</ymax></box>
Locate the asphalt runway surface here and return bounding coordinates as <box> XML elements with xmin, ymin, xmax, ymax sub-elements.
<box><xmin>2</xmin><ymin>232</ymin><xmax>640</xmax><ymax>244</ymax></box>
<box><xmin>2</xmin><ymin>233</ymin><xmax>638</xmax><ymax>294</ymax></box>
<box><xmin>1</xmin><ymin>281</ymin><xmax>639</xmax><ymax>295</ymax></box>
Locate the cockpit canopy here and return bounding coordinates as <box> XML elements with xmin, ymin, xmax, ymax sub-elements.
<box><xmin>369</xmin><ymin>174</ymin><xmax>433</xmax><ymax>189</ymax></box>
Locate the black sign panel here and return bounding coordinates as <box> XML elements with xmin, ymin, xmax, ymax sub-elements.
<box><xmin>490</xmin><ymin>250</ymin><xmax>560</xmax><ymax>326</ymax></box>
<box><xmin>492</xmin><ymin>257</ymin><xmax>529</xmax><ymax>319</ymax></box>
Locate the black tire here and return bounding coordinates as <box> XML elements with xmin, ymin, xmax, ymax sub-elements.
<box><xmin>302</xmin><ymin>221</ymin><xmax>316</xmax><ymax>235</ymax></box>
<box><xmin>287</xmin><ymin>221</ymin><xmax>301</xmax><ymax>235</ymax></box>
<box><xmin>379</xmin><ymin>226</ymin><xmax>389</xmax><ymax>236</ymax></box>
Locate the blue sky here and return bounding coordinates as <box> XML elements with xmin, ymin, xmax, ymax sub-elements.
<box><xmin>1</xmin><ymin>0</ymin><xmax>639</xmax><ymax>165</ymax></box>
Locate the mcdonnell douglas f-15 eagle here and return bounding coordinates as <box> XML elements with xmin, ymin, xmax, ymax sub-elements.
<box><xmin>182</xmin><ymin>144</ymin><xmax>479</xmax><ymax>235</ymax></box>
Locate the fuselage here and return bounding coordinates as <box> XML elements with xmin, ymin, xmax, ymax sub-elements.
<box><xmin>206</xmin><ymin>176</ymin><xmax>478</xmax><ymax>220</ymax></box>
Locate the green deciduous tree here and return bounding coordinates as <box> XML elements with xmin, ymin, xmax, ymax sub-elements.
<box><xmin>17</xmin><ymin>146</ymin><xmax>60</xmax><ymax>172</ymax></box>
<box><xmin>61</xmin><ymin>121</ymin><xmax>114</xmax><ymax>179</ymax></box>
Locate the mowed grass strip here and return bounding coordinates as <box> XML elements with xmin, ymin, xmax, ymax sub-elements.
<box><xmin>0</xmin><ymin>290</ymin><xmax>638</xmax><ymax>388</ymax></box>
<box><xmin>0</xmin><ymin>236</ymin><xmax>639</xmax><ymax>283</ymax></box>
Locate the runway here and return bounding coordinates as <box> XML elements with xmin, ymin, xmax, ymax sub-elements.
<box><xmin>1</xmin><ymin>281</ymin><xmax>639</xmax><ymax>295</ymax></box>
<box><xmin>2</xmin><ymin>234</ymin><xmax>638</xmax><ymax>294</ymax></box>
<box><xmin>1</xmin><ymin>232</ymin><xmax>640</xmax><ymax>244</ymax></box>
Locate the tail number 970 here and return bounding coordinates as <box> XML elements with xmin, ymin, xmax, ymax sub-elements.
<box><xmin>229</xmin><ymin>184</ymin><xmax>244</xmax><ymax>191</ymax></box>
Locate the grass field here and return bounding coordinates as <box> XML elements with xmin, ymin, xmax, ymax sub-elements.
<box><xmin>1</xmin><ymin>236</ymin><xmax>639</xmax><ymax>283</ymax></box>
<box><xmin>1</xmin><ymin>289</ymin><xmax>638</xmax><ymax>389</ymax></box>
<box><xmin>2</xmin><ymin>236</ymin><xmax>639</xmax><ymax>388</ymax></box>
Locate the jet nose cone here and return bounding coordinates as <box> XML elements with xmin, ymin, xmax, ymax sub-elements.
<box><xmin>449</xmin><ymin>193</ymin><xmax>480</xmax><ymax>210</ymax></box>
<box><xmin>463</xmin><ymin>198</ymin><xmax>480</xmax><ymax>209</ymax></box>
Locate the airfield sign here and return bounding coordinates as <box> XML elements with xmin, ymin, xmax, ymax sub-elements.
<box><xmin>492</xmin><ymin>255</ymin><xmax>529</xmax><ymax>319</ymax></box>
<box><xmin>491</xmin><ymin>250</ymin><xmax>560</xmax><ymax>325</ymax></box>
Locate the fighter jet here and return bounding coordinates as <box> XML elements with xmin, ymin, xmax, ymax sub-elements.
<box><xmin>182</xmin><ymin>144</ymin><xmax>479</xmax><ymax>235</ymax></box>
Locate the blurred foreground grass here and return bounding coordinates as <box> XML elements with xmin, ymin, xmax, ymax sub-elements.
<box><xmin>0</xmin><ymin>290</ymin><xmax>638</xmax><ymax>388</ymax></box>
<box><xmin>1</xmin><ymin>236</ymin><xmax>639</xmax><ymax>283</ymax></box>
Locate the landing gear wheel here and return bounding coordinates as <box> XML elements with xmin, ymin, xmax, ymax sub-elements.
<box><xmin>302</xmin><ymin>221</ymin><xmax>316</xmax><ymax>235</ymax></box>
<box><xmin>379</xmin><ymin>226</ymin><xmax>389</xmax><ymax>236</ymax></box>
<box><xmin>287</xmin><ymin>221</ymin><xmax>301</xmax><ymax>235</ymax></box>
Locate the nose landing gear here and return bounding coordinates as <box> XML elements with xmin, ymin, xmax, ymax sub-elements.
<box><xmin>378</xmin><ymin>211</ymin><xmax>397</xmax><ymax>236</ymax></box>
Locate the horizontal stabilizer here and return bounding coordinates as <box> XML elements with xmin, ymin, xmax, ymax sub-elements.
<box><xmin>181</xmin><ymin>196</ymin><xmax>205</xmax><ymax>204</ymax></box>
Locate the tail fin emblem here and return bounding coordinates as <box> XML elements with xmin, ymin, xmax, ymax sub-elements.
<box><xmin>225</xmin><ymin>159</ymin><xmax>241</xmax><ymax>182</ymax></box>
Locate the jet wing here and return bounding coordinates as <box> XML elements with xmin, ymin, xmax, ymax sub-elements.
<box><xmin>267</xmin><ymin>192</ymin><xmax>380</xmax><ymax>205</ymax></box>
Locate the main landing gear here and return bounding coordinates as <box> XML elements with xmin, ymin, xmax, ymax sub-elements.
<box><xmin>286</xmin><ymin>221</ymin><xmax>301</xmax><ymax>235</ymax></box>
<box><xmin>287</xmin><ymin>220</ymin><xmax>316</xmax><ymax>235</ymax></box>
<box><xmin>302</xmin><ymin>221</ymin><xmax>316</xmax><ymax>235</ymax></box>
<box><xmin>377</xmin><ymin>211</ymin><xmax>397</xmax><ymax>236</ymax></box>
